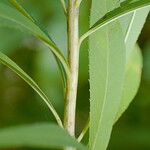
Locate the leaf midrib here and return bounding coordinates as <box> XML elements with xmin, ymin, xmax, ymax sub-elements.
<box><xmin>91</xmin><ymin>27</ymin><xmax>110</xmax><ymax>150</ymax></box>
<box><xmin>124</xmin><ymin>11</ymin><xmax>136</xmax><ymax>43</ymax></box>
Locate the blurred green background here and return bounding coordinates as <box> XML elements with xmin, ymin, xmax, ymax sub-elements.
<box><xmin>0</xmin><ymin>0</ymin><xmax>149</xmax><ymax>150</ymax></box>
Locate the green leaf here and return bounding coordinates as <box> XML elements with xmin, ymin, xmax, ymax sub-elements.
<box><xmin>9</xmin><ymin>0</ymin><xmax>34</xmax><ymax>22</ymax></box>
<box><xmin>79</xmin><ymin>0</ymin><xmax>91</xmax><ymax>82</ymax></box>
<box><xmin>0</xmin><ymin>123</ymin><xmax>87</xmax><ymax>150</ymax></box>
<box><xmin>114</xmin><ymin>0</ymin><xmax>149</xmax><ymax>122</ymax></box>
<box><xmin>119</xmin><ymin>5</ymin><xmax>149</xmax><ymax>60</ymax></box>
<box><xmin>60</xmin><ymin>0</ymin><xmax>67</xmax><ymax>14</ymax></box>
<box><xmin>76</xmin><ymin>45</ymin><xmax>143</xmax><ymax>141</ymax></box>
<box><xmin>89</xmin><ymin>1</ymin><xmax>126</xmax><ymax>150</ymax></box>
<box><xmin>0</xmin><ymin>2</ymin><xmax>69</xmax><ymax>76</ymax></box>
<box><xmin>115</xmin><ymin>45</ymin><xmax>142</xmax><ymax>122</ymax></box>
<box><xmin>80</xmin><ymin>0</ymin><xmax>150</xmax><ymax>44</ymax></box>
<box><xmin>125</xmin><ymin>10</ymin><xmax>148</xmax><ymax>59</ymax></box>
<box><xmin>0</xmin><ymin>51</ymin><xmax>63</xmax><ymax>127</ymax></box>
<box><xmin>8</xmin><ymin>0</ymin><xmax>68</xmax><ymax>88</ymax></box>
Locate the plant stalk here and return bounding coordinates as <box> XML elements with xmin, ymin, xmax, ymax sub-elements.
<box><xmin>64</xmin><ymin>0</ymin><xmax>79</xmax><ymax>149</ymax></box>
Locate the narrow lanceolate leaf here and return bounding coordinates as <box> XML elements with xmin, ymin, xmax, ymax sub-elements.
<box><xmin>80</xmin><ymin>0</ymin><xmax>150</xmax><ymax>44</ymax></box>
<box><xmin>0</xmin><ymin>123</ymin><xmax>87</xmax><ymax>150</ymax></box>
<box><xmin>75</xmin><ymin>45</ymin><xmax>143</xmax><ymax>141</ymax></box>
<box><xmin>0</xmin><ymin>3</ymin><xmax>69</xmax><ymax>76</ymax></box>
<box><xmin>115</xmin><ymin>45</ymin><xmax>142</xmax><ymax>122</ymax></box>
<box><xmin>8</xmin><ymin>1</ymin><xmax>67</xmax><ymax>88</ymax></box>
<box><xmin>0</xmin><ymin>51</ymin><xmax>63</xmax><ymax>127</ymax></box>
<box><xmin>9</xmin><ymin>0</ymin><xmax>34</xmax><ymax>22</ymax></box>
<box><xmin>89</xmin><ymin>1</ymin><xmax>126</xmax><ymax>150</ymax></box>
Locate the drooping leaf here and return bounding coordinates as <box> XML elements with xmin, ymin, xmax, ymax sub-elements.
<box><xmin>0</xmin><ymin>51</ymin><xmax>63</xmax><ymax>127</ymax></box>
<box><xmin>8</xmin><ymin>0</ymin><xmax>68</xmax><ymax>88</ymax></box>
<box><xmin>89</xmin><ymin>1</ymin><xmax>126</xmax><ymax>150</ymax></box>
<box><xmin>0</xmin><ymin>123</ymin><xmax>87</xmax><ymax>150</ymax></box>
<box><xmin>0</xmin><ymin>2</ymin><xmax>69</xmax><ymax>75</ymax></box>
<box><xmin>115</xmin><ymin>45</ymin><xmax>142</xmax><ymax>122</ymax></box>
<box><xmin>80</xmin><ymin>0</ymin><xmax>150</xmax><ymax>43</ymax></box>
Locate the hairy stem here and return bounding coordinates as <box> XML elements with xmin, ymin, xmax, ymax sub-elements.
<box><xmin>64</xmin><ymin>0</ymin><xmax>79</xmax><ymax>149</ymax></box>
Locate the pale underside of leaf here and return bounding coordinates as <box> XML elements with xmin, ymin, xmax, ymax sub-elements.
<box><xmin>115</xmin><ymin>44</ymin><xmax>142</xmax><ymax>122</ymax></box>
<box><xmin>114</xmin><ymin>3</ymin><xmax>149</xmax><ymax>121</ymax></box>
<box><xmin>124</xmin><ymin>11</ymin><xmax>136</xmax><ymax>43</ymax></box>
<box><xmin>89</xmin><ymin>24</ymin><xmax>126</xmax><ymax>150</ymax></box>
<box><xmin>0</xmin><ymin>123</ymin><xmax>87</xmax><ymax>150</ymax></box>
<box><xmin>123</xmin><ymin>8</ymin><xmax>149</xmax><ymax>60</ymax></box>
<box><xmin>0</xmin><ymin>51</ymin><xmax>63</xmax><ymax>127</ymax></box>
<box><xmin>79</xmin><ymin>2</ymin><xmax>147</xmax><ymax>140</ymax></box>
<box><xmin>80</xmin><ymin>0</ymin><xmax>150</xmax><ymax>45</ymax></box>
<box><xmin>77</xmin><ymin>43</ymin><xmax>143</xmax><ymax>141</ymax></box>
<box><xmin>89</xmin><ymin>0</ymin><xmax>126</xmax><ymax>150</ymax></box>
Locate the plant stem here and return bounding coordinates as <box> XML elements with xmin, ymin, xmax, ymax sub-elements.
<box><xmin>64</xmin><ymin>0</ymin><xmax>79</xmax><ymax>149</ymax></box>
